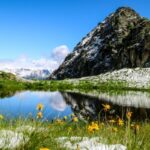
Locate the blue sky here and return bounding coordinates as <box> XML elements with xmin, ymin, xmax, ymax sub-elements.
<box><xmin>0</xmin><ymin>0</ymin><xmax>150</xmax><ymax>70</ymax></box>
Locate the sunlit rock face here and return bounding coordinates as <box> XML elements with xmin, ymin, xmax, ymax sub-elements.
<box><xmin>50</xmin><ymin>7</ymin><xmax>150</xmax><ymax>79</ymax></box>
<box><xmin>62</xmin><ymin>92</ymin><xmax>150</xmax><ymax>121</ymax></box>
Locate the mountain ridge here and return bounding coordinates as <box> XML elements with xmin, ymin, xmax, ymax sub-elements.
<box><xmin>0</xmin><ymin>68</ymin><xmax>50</xmax><ymax>80</ymax></box>
<box><xmin>49</xmin><ymin>7</ymin><xmax>150</xmax><ymax>80</ymax></box>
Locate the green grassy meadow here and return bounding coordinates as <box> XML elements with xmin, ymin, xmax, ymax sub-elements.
<box><xmin>0</xmin><ymin>109</ymin><xmax>150</xmax><ymax>150</ymax></box>
<box><xmin>0</xmin><ymin>72</ymin><xmax>150</xmax><ymax>149</ymax></box>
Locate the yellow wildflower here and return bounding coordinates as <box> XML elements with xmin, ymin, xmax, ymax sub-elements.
<box><xmin>109</xmin><ymin>119</ymin><xmax>116</xmax><ymax>124</ymax></box>
<box><xmin>126</xmin><ymin>111</ymin><xmax>132</xmax><ymax>119</ymax></box>
<box><xmin>135</xmin><ymin>124</ymin><xmax>140</xmax><ymax>131</ymax></box>
<box><xmin>37</xmin><ymin>112</ymin><xmax>43</xmax><ymax>119</ymax></box>
<box><xmin>72</xmin><ymin>117</ymin><xmax>78</xmax><ymax>122</ymax></box>
<box><xmin>101</xmin><ymin>123</ymin><xmax>105</xmax><ymax>127</ymax></box>
<box><xmin>117</xmin><ymin>118</ymin><xmax>124</xmax><ymax>126</ymax></box>
<box><xmin>102</xmin><ymin>104</ymin><xmax>111</xmax><ymax>112</ymax></box>
<box><xmin>88</xmin><ymin>122</ymin><xmax>99</xmax><ymax>133</ymax></box>
<box><xmin>40</xmin><ymin>148</ymin><xmax>50</xmax><ymax>150</ymax></box>
<box><xmin>70</xmin><ymin>113</ymin><xmax>75</xmax><ymax>117</ymax></box>
<box><xmin>64</xmin><ymin>116</ymin><xmax>67</xmax><ymax>120</ymax></box>
<box><xmin>37</xmin><ymin>103</ymin><xmax>44</xmax><ymax>111</ymax></box>
<box><xmin>56</xmin><ymin>119</ymin><xmax>64</xmax><ymax>125</ymax></box>
<box><xmin>0</xmin><ymin>114</ymin><xmax>4</xmax><ymax>120</ymax></box>
<box><xmin>68</xmin><ymin>127</ymin><xmax>72</xmax><ymax>132</ymax></box>
<box><xmin>112</xmin><ymin>127</ymin><xmax>118</xmax><ymax>132</ymax></box>
<box><xmin>131</xmin><ymin>124</ymin><xmax>140</xmax><ymax>132</ymax></box>
<box><xmin>131</xmin><ymin>123</ymin><xmax>135</xmax><ymax>128</ymax></box>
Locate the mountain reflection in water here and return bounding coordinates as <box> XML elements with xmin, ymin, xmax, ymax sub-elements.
<box><xmin>0</xmin><ymin>90</ymin><xmax>150</xmax><ymax>121</ymax></box>
<box><xmin>61</xmin><ymin>92</ymin><xmax>150</xmax><ymax>121</ymax></box>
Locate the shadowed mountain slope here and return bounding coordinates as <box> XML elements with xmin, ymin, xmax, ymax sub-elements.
<box><xmin>50</xmin><ymin>7</ymin><xmax>150</xmax><ymax>79</ymax></box>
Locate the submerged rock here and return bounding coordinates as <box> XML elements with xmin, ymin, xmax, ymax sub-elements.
<box><xmin>49</xmin><ymin>7</ymin><xmax>150</xmax><ymax>79</ymax></box>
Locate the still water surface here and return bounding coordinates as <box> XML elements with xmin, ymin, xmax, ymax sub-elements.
<box><xmin>0</xmin><ymin>91</ymin><xmax>72</xmax><ymax>120</ymax></box>
<box><xmin>0</xmin><ymin>91</ymin><xmax>150</xmax><ymax>121</ymax></box>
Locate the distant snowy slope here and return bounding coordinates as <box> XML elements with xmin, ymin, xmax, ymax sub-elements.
<box><xmin>0</xmin><ymin>68</ymin><xmax>50</xmax><ymax>80</ymax></box>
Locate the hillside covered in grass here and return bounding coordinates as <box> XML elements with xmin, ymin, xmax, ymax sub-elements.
<box><xmin>0</xmin><ymin>71</ymin><xmax>17</xmax><ymax>80</ymax></box>
<box><xmin>1</xmin><ymin>68</ymin><xmax>150</xmax><ymax>97</ymax></box>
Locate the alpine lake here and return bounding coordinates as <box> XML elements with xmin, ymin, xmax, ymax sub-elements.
<box><xmin>1</xmin><ymin>90</ymin><xmax>150</xmax><ymax>121</ymax></box>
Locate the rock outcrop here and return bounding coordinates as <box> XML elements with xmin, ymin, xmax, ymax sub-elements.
<box><xmin>49</xmin><ymin>7</ymin><xmax>150</xmax><ymax>79</ymax></box>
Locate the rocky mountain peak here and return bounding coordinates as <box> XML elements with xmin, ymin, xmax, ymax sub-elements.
<box><xmin>49</xmin><ymin>7</ymin><xmax>150</xmax><ymax>80</ymax></box>
<box><xmin>116</xmin><ymin>7</ymin><xmax>139</xmax><ymax>14</ymax></box>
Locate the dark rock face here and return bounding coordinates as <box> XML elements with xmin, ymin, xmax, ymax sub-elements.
<box><xmin>49</xmin><ymin>7</ymin><xmax>150</xmax><ymax>80</ymax></box>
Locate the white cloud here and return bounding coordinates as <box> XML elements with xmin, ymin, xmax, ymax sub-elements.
<box><xmin>0</xmin><ymin>45</ymin><xmax>70</xmax><ymax>72</ymax></box>
<box><xmin>51</xmin><ymin>45</ymin><xmax>69</xmax><ymax>63</ymax></box>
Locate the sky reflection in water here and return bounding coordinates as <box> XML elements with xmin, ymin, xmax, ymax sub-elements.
<box><xmin>0</xmin><ymin>91</ymin><xmax>150</xmax><ymax>121</ymax></box>
<box><xmin>0</xmin><ymin>91</ymin><xmax>72</xmax><ymax>120</ymax></box>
